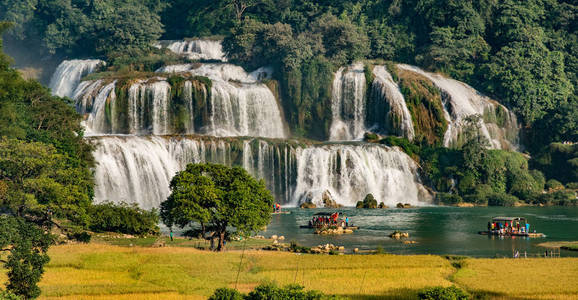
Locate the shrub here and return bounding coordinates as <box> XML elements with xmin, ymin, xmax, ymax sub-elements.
<box><xmin>566</xmin><ymin>182</ymin><xmax>578</xmax><ymax>189</ymax></box>
<box><xmin>0</xmin><ymin>290</ymin><xmax>21</xmax><ymax>300</ymax></box>
<box><xmin>546</xmin><ymin>179</ymin><xmax>564</xmax><ymax>191</ymax></box>
<box><xmin>463</xmin><ymin>184</ymin><xmax>493</xmax><ymax>205</ymax></box>
<box><xmin>209</xmin><ymin>288</ymin><xmax>244</xmax><ymax>300</ymax></box>
<box><xmin>436</xmin><ymin>193</ymin><xmax>463</xmax><ymax>205</ymax></box>
<box><xmin>247</xmin><ymin>284</ymin><xmax>327</xmax><ymax>300</ymax></box>
<box><xmin>487</xmin><ymin>193</ymin><xmax>518</xmax><ymax>207</ymax></box>
<box><xmin>88</xmin><ymin>202</ymin><xmax>159</xmax><ymax>235</ymax></box>
<box><xmin>535</xmin><ymin>190</ymin><xmax>577</xmax><ymax>206</ymax></box>
<box><xmin>418</xmin><ymin>286</ymin><xmax>469</xmax><ymax>300</ymax></box>
<box><xmin>70</xmin><ymin>231</ymin><xmax>92</xmax><ymax>243</ymax></box>
<box><xmin>209</xmin><ymin>284</ymin><xmax>338</xmax><ymax>300</ymax></box>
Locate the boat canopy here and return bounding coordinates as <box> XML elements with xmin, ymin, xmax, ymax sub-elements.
<box><xmin>313</xmin><ymin>212</ymin><xmax>341</xmax><ymax>216</ymax></box>
<box><xmin>492</xmin><ymin>217</ymin><xmax>526</xmax><ymax>222</ymax></box>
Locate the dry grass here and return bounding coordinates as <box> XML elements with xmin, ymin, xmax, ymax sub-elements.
<box><xmin>25</xmin><ymin>244</ymin><xmax>453</xmax><ymax>299</ymax></box>
<box><xmin>2</xmin><ymin>243</ymin><xmax>578</xmax><ymax>299</ymax></box>
<box><xmin>454</xmin><ymin>258</ymin><xmax>578</xmax><ymax>299</ymax></box>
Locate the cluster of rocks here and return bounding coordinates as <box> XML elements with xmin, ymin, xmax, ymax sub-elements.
<box><xmin>300</xmin><ymin>190</ymin><xmax>343</xmax><ymax>208</ymax></box>
<box><xmin>314</xmin><ymin>226</ymin><xmax>354</xmax><ymax>235</ymax></box>
<box><xmin>389</xmin><ymin>231</ymin><xmax>410</xmax><ymax>239</ymax></box>
<box><xmin>271</xmin><ymin>235</ymin><xmax>285</xmax><ymax>244</ymax></box>
<box><xmin>396</xmin><ymin>203</ymin><xmax>412</xmax><ymax>208</ymax></box>
<box><xmin>310</xmin><ymin>243</ymin><xmax>345</xmax><ymax>254</ymax></box>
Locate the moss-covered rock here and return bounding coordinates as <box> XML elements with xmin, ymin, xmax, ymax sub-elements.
<box><xmin>396</xmin><ymin>67</ymin><xmax>447</xmax><ymax>146</ymax></box>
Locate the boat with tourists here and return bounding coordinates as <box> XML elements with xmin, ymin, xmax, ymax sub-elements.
<box><xmin>300</xmin><ymin>212</ymin><xmax>359</xmax><ymax>230</ymax></box>
<box><xmin>272</xmin><ymin>203</ymin><xmax>291</xmax><ymax>215</ymax></box>
<box><xmin>479</xmin><ymin>217</ymin><xmax>545</xmax><ymax>238</ymax></box>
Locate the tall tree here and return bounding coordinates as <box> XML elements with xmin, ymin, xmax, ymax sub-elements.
<box><xmin>0</xmin><ymin>215</ymin><xmax>52</xmax><ymax>299</ymax></box>
<box><xmin>160</xmin><ymin>163</ymin><xmax>273</xmax><ymax>251</ymax></box>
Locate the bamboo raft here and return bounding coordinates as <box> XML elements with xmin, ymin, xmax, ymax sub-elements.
<box><xmin>478</xmin><ymin>231</ymin><xmax>546</xmax><ymax>238</ymax></box>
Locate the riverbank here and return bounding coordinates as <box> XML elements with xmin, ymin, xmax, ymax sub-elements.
<box><xmin>1</xmin><ymin>239</ymin><xmax>577</xmax><ymax>299</ymax></box>
<box><xmin>538</xmin><ymin>241</ymin><xmax>578</xmax><ymax>251</ymax></box>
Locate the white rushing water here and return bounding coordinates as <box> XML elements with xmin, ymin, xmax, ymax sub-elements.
<box><xmin>74</xmin><ymin>63</ymin><xmax>285</xmax><ymax>138</ymax></box>
<box><xmin>397</xmin><ymin>64</ymin><xmax>519</xmax><ymax>149</ymax></box>
<box><xmin>91</xmin><ymin>136</ymin><xmax>427</xmax><ymax>209</ymax></box>
<box><xmin>292</xmin><ymin>143</ymin><xmax>424</xmax><ymax>207</ymax></box>
<box><xmin>49</xmin><ymin>59</ymin><xmax>105</xmax><ymax>98</ymax></box>
<box><xmin>370</xmin><ymin>66</ymin><xmax>415</xmax><ymax>140</ymax></box>
<box><xmin>157</xmin><ymin>63</ymin><xmax>286</xmax><ymax>138</ymax></box>
<box><xmin>329</xmin><ymin>63</ymin><xmax>367</xmax><ymax>141</ymax></box>
<box><xmin>162</xmin><ymin>39</ymin><xmax>227</xmax><ymax>61</ymax></box>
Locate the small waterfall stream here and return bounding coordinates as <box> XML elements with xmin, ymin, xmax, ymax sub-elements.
<box><xmin>49</xmin><ymin>59</ymin><xmax>105</xmax><ymax>98</ymax></box>
<box><xmin>329</xmin><ymin>63</ymin><xmax>367</xmax><ymax>141</ymax></box>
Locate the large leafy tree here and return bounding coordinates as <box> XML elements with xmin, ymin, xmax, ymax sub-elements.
<box><xmin>0</xmin><ymin>215</ymin><xmax>52</xmax><ymax>299</ymax></box>
<box><xmin>160</xmin><ymin>163</ymin><xmax>273</xmax><ymax>251</ymax></box>
<box><xmin>0</xmin><ymin>23</ymin><xmax>94</xmax><ymax>224</ymax></box>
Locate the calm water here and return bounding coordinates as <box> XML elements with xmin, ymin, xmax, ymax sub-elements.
<box><xmin>263</xmin><ymin>207</ymin><xmax>578</xmax><ymax>257</ymax></box>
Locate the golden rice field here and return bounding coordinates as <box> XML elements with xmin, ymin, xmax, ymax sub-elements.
<box><xmin>2</xmin><ymin>242</ymin><xmax>578</xmax><ymax>299</ymax></box>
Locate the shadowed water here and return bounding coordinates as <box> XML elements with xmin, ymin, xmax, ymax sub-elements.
<box><xmin>263</xmin><ymin>206</ymin><xmax>578</xmax><ymax>257</ymax></box>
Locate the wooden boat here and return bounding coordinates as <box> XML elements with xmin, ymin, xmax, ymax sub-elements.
<box><xmin>479</xmin><ymin>216</ymin><xmax>545</xmax><ymax>238</ymax></box>
<box><xmin>300</xmin><ymin>225</ymin><xmax>359</xmax><ymax>230</ymax></box>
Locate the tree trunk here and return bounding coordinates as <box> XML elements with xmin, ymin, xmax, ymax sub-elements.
<box><xmin>217</xmin><ymin>231</ymin><xmax>226</xmax><ymax>251</ymax></box>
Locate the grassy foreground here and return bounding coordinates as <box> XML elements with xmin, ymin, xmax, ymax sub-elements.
<box><xmin>1</xmin><ymin>240</ymin><xmax>578</xmax><ymax>299</ymax></box>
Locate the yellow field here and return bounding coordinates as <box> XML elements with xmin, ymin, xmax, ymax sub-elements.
<box><xmin>2</xmin><ymin>243</ymin><xmax>578</xmax><ymax>299</ymax></box>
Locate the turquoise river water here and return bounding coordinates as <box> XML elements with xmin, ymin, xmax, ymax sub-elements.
<box><xmin>262</xmin><ymin>207</ymin><xmax>578</xmax><ymax>257</ymax></box>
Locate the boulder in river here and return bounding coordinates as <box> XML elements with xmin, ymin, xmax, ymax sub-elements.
<box><xmin>389</xmin><ymin>231</ymin><xmax>410</xmax><ymax>239</ymax></box>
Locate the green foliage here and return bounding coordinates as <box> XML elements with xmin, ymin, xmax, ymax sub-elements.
<box><xmin>357</xmin><ymin>194</ymin><xmax>378</xmax><ymax>208</ymax></box>
<box><xmin>397</xmin><ymin>68</ymin><xmax>447</xmax><ymax>145</ymax></box>
<box><xmin>160</xmin><ymin>163</ymin><xmax>273</xmax><ymax>251</ymax></box>
<box><xmin>1</xmin><ymin>0</ymin><xmax>165</xmax><ymax>56</ymax></box>
<box><xmin>532</xmin><ymin>143</ymin><xmax>578</xmax><ymax>184</ymax></box>
<box><xmin>88</xmin><ymin>202</ymin><xmax>160</xmax><ymax>236</ymax></box>
<box><xmin>0</xmin><ymin>290</ymin><xmax>21</xmax><ymax>300</ymax></box>
<box><xmin>0</xmin><ymin>138</ymin><xmax>93</xmax><ymax>223</ymax></box>
<box><xmin>435</xmin><ymin>193</ymin><xmax>462</xmax><ymax>205</ymax></box>
<box><xmin>418</xmin><ymin>286</ymin><xmax>469</xmax><ymax>300</ymax></box>
<box><xmin>209</xmin><ymin>288</ymin><xmax>244</xmax><ymax>300</ymax></box>
<box><xmin>487</xmin><ymin>193</ymin><xmax>518</xmax><ymax>207</ymax></box>
<box><xmin>380</xmin><ymin>136</ymin><xmax>421</xmax><ymax>159</ymax></box>
<box><xmin>247</xmin><ymin>283</ymin><xmax>330</xmax><ymax>300</ymax></box>
<box><xmin>0</xmin><ymin>215</ymin><xmax>52</xmax><ymax>299</ymax></box>
<box><xmin>546</xmin><ymin>179</ymin><xmax>564</xmax><ymax>191</ymax></box>
<box><xmin>534</xmin><ymin>190</ymin><xmax>577</xmax><ymax>207</ymax></box>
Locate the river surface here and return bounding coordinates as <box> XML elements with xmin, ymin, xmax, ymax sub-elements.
<box><xmin>262</xmin><ymin>207</ymin><xmax>578</xmax><ymax>257</ymax></box>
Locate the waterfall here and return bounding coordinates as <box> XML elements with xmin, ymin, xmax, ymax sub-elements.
<box><xmin>293</xmin><ymin>143</ymin><xmax>423</xmax><ymax>207</ymax></box>
<box><xmin>49</xmin><ymin>59</ymin><xmax>105</xmax><ymax>98</ymax></box>
<box><xmin>329</xmin><ymin>63</ymin><xmax>367</xmax><ymax>141</ymax></box>
<box><xmin>90</xmin><ymin>136</ymin><xmax>427</xmax><ymax>209</ymax></box>
<box><xmin>397</xmin><ymin>64</ymin><xmax>519</xmax><ymax>149</ymax></box>
<box><xmin>162</xmin><ymin>39</ymin><xmax>227</xmax><ymax>61</ymax></box>
<box><xmin>369</xmin><ymin>66</ymin><xmax>415</xmax><ymax>140</ymax></box>
<box><xmin>157</xmin><ymin>63</ymin><xmax>286</xmax><ymax>138</ymax></box>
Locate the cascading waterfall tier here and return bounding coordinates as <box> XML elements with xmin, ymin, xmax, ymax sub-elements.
<box><xmin>156</xmin><ymin>63</ymin><xmax>285</xmax><ymax>138</ymax></box>
<box><xmin>397</xmin><ymin>64</ymin><xmax>519</xmax><ymax>149</ymax></box>
<box><xmin>90</xmin><ymin>135</ymin><xmax>428</xmax><ymax>209</ymax></box>
<box><xmin>329</xmin><ymin>63</ymin><xmax>367</xmax><ymax>141</ymax></box>
<box><xmin>74</xmin><ymin>65</ymin><xmax>286</xmax><ymax>138</ymax></box>
<box><xmin>49</xmin><ymin>59</ymin><xmax>105</xmax><ymax>98</ymax></box>
<box><xmin>368</xmin><ymin>66</ymin><xmax>415</xmax><ymax>140</ymax></box>
<box><xmin>158</xmin><ymin>39</ymin><xmax>227</xmax><ymax>61</ymax></box>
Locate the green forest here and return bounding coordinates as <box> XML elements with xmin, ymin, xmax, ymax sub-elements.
<box><xmin>0</xmin><ymin>0</ymin><xmax>576</xmax><ymax>206</ymax></box>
